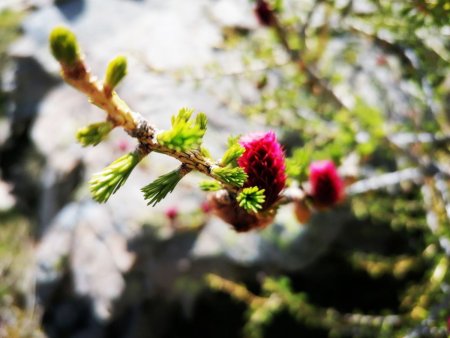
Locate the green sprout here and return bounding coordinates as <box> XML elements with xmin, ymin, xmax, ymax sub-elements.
<box><xmin>76</xmin><ymin>121</ymin><xmax>114</xmax><ymax>147</ymax></box>
<box><xmin>49</xmin><ymin>26</ymin><xmax>80</xmax><ymax>66</ymax></box>
<box><xmin>237</xmin><ymin>186</ymin><xmax>266</xmax><ymax>213</ymax></box>
<box><xmin>141</xmin><ymin>168</ymin><xmax>185</xmax><ymax>206</ymax></box>
<box><xmin>104</xmin><ymin>55</ymin><xmax>127</xmax><ymax>91</ymax></box>
<box><xmin>157</xmin><ymin>108</ymin><xmax>207</xmax><ymax>151</ymax></box>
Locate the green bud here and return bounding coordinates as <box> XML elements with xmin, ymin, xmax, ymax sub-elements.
<box><xmin>76</xmin><ymin>121</ymin><xmax>114</xmax><ymax>147</ymax></box>
<box><xmin>49</xmin><ymin>26</ymin><xmax>80</xmax><ymax>65</ymax></box>
<box><xmin>104</xmin><ymin>55</ymin><xmax>127</xmax><ymax>90</ymax></box>
<box><xmin>237</xmin><ymin>186</ymin><xmax>265</xmax><ymax>213</ymax></box>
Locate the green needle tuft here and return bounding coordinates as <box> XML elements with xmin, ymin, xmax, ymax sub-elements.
<box><xmin>237</xmin><ymin>187</ymin><xmax>266</xmax><ymax>213</ymax></box>
<box><xmin>90</xmin><ymin>151</ymin><xmax>142</xmax><ymax>203</ymax></box>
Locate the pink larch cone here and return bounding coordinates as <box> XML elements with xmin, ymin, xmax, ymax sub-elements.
<box><xmin>238</xmin><ymin>131</ymin><xmax>287</xmax><ymax>210</ymax></box>
<box><xmin>309</xmin><ymin>160</ymin><xmax>345</xmax><ymax>209</ymax></box>
<box><xmin>210</xmin><ymin>131</ymin><xmax>286</xmax><ymax>232</ymax></box>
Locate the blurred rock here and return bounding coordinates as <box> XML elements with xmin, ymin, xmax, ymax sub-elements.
<box><xmin>193</xmin><ymin>206</ymin><xmax>351</xmax><ymax>271</ymax></box>
<box><xmin>0</xmin><ymin>179</ymin><xmax>15</xmax><ymax>211</ymax></box>
<box><xmin>37</xmin><ymin>201</ymin><xmax>135</xmax><ymax>320</ymax></box>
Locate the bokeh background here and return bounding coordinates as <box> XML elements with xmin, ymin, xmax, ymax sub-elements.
<box><xmin>0</xmin><ymin>0</ymin><xmax>449</xmax><ymax>337</ymax></box>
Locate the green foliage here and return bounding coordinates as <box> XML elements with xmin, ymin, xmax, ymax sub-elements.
<box><xmin>350</xmin><ymin>253</ymin><xmax>423</xmax><ymax>279</ymax></box>
<box><xmin>212</xmin><ymin>166</ymin><xmax>247</xmax><ymax>187</ymax></box>
<box><xmin>76</xmin><ymin>121</ymin><xmax>114</xmax><ymax>146</ymax></box>
<box><xmin>352</xmin><ymin>99</ymin><xmax>385</xmax><ymax>139</ymax></box>
<box><xmin>237</xmin><ymin>186</ymin><xmax>266</xmax><ymax>213</ymax></box>
<box><xmin>89</xmin><ymin>151</ymin><xmax>142</xmax><ymax>203</ymax></box>
<box><xmin>244</xmin><ymin>297</ymin><xmax>281</xmax><ymax>338</ymax></box>
<box><xmin>272</xmin><ymin>0</ymin><xmax>283</xmax><ymax>13</ymax></box>
<box><xmin>141</xmin><ymin>168</ymin><xmax>184</xmax><ymax>206</ymax></box>
<box><xmin>0</xmin><ymin>214</ymin><xmax>45</xmax><ymax>337</ymax></box>
<box><xmin>351</xmin><ymin>188</ymin><xmax>427</xmax><ymax>231</ymax></box>
<box><xmin>104</xmin><ymin>55</ymin><xmax>127</xmax><ymax>90</ymax></box>
<box><xmin>285</xmin><ymin>146</ymin><xmax>312</xmax><ymax>182</ymax></box>
<box><xmin>49</xmin><ymin>26</ymin><xmax>80</xmax><ymax>66</ymax></box>
<box><xmin>199</xmin><ymin>180</ymin><xmax>222</xmax><ymax>192</ymax></box>
<box><xmin>157</xmin><ymin>108</ymin><xmax>206</xmax><ymax>151</ymax></box>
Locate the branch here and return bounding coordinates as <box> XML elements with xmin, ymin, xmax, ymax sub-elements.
<box><xmin>280</xmin><ymin>167</ymin><xmax>423</xmax><ymax>204</ymax></box>
<box><xmin>346</xmin><ymin>167</ymin><xmax>423</xmax><ymax>195</ymax></box>
<box><xmin>49</xmin><ymin>27</ymin><xmax>243</xmax><ymax>196</ymax></box>
<box><xmin>421</xmin><ymin>183</ymin><xmax>450</xmax><ymax>256</ymax></box>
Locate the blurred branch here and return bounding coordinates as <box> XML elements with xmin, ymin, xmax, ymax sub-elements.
<box><xmin>299</xmin><ymin>0</ymin><xmax>323</xmax><ymax>41</ymax></box>
<box><xmin>281</xmin><ymin>167</ymin><xmax>423</xmax><ymax>205</ymax></box>
<box><xmin>421</xmin><ymin>183</ymin><xmax>450</xmax><ymax>255</ymax></box>
<box><xmin>348</xmin><ymin>26</ymin><xmax>440</xmax><ymax>120</ymax></box>
<box><xmin>434</xmin><ymin>174</ymin><xmax>450</xmax><ymax>221</ymax></box>
<box><xmin>389</xmin><ymin>133</ymin><xmax>450</xmax><ymax>148</ymax></box>
<box><xmin>206</xmin><ymin>274</ymin><xmax>265</xmax><ymax>306</ymax></box>
<box><xmin>270</xmin><ymin>13</ymin><xmax>348</xmax><ymax>109</ymax></box>
<box><xmin>208</xmin><ymin>274</ymin><xmax>403</xmax><ymax>336</ymax></box>
<box><xmin>347</xmin><ymin>167</ymin><xmax>423</xmax><ymax>195</ymax></box>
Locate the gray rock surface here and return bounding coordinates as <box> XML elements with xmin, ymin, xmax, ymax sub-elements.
<box><xmin>0</xmin><ymin>179</ymin><xmax>15</xmax><ymax>211</ymax></box>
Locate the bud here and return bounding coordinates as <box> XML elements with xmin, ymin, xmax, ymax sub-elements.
<box><xmin>76</xmin><ymin>121</ymin><xmax>113</xmax><ymax>147</ymax></box>
<box><xmin>104</xmin><ymin>55</ymin><xmax>127</xmax><ymax>92</ymax></box>
<box><xmin>238</xmin><ymin>131</ymin><xmax>286</xmax><ymax>210</ymax></box>
<box><xmin>165</xmin><ymin>207</ymin><xmax>178</xmax><ymax>220</ymax></box>
<box><xmin>294</xmin><ymin>200</ymin><xmax>311</xmax><ymax>224</ymax></box>
<box><xmin>117</xmin><ymin>139</ymin><xmax>130</xmax><ymax>152</ymax></box>
<box><xmin>200</xmin><ymin>200</ymin><xmax>212</xmax><ymax>214</ymax></box>
<box><xmin>254</xmin><ymin>0</ymin><xmax>276</xmax><ymax>27</ymax></box>
<box><xmin>49</xmin><ymin>26</ymin><xmax>80</xmax><ymax>66</ymax></box>
<box><xmin>309</xmin><ymin>160</ymin><xmax>345</xmax><ymax>209</ymax></box>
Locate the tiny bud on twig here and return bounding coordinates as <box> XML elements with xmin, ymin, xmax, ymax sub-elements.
<box><xmin>104</xmin><ymin>55</ymin><xmax>127</xmax><ymax>94</ymax></box>
<box><xmin>49</xmin><ymin>26</ymin><xmax>81</xmax><ymax>66</ymax></box>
